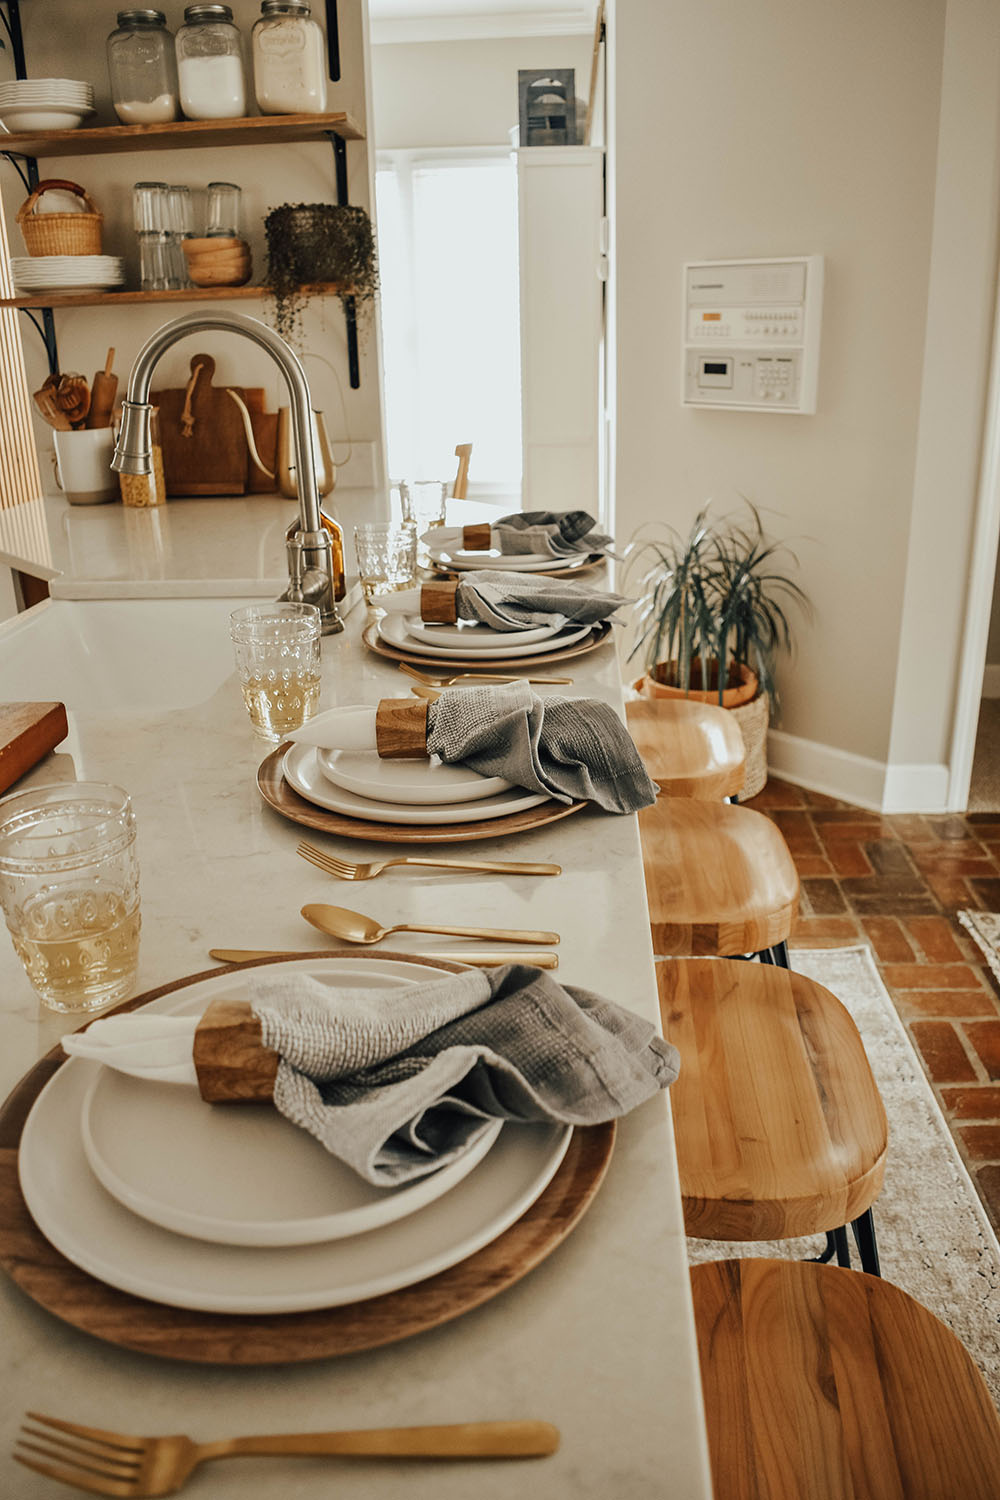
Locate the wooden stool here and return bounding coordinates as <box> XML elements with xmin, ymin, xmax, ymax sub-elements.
<box><xmin>692</xmin><ymin>1258</ymin><xmax>1000</xmax><ymax>1500</ymax></box>
<box><xmin>626</xmin><ymin>698</ymin><xmax>745</xmax><ymax>799</ymax></box>
<box><xmin>637</xmin><ymin>797</ymin><xmax>798</xmax><ymax>964</ymax></box>
<box><xmin>659</xmin><ymin>959</ymin><xmax>886</xmax><ymax>1271</ymax></box>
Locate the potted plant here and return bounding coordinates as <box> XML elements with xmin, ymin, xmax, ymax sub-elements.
<box><xmin>263</xmin><ymin>202</ymin><xmax>379</xmax><ymax>345</ymax></box>
<box><xmin>625</xmin><ymin>503</ymin><xmax>808</xmax><ymax>796</ymax></box>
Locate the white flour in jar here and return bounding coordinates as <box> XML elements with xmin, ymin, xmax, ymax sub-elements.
<box><xmin>178</xmin><ymin>54</ymin><xmax>246</xmax><ymax>119</ymax></box>
<box><xmin>114</xmin><ymin>94</ymin><xmax>178</xmax><ymax>124</ymax></box>
<box><xmin>253</xmin><ymin>16</ymin><xmax>326</xmax><ymax>114</ymax></box>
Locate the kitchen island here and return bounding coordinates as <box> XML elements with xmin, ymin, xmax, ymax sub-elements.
<box><xmin>0</xmin><ymin>590</ymin><xmax>712</xmax><ymax>1498</ymax></box>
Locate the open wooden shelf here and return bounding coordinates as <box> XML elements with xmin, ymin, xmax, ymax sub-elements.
<box><xmin>0</xmin><ymin>283</ymin><xmax>347</xmax><ymax>311</ymax></box>
<box><xmin>0</xmin><ymin>111</ymin><xmax>364</xmax><ymax>159</ymax></box>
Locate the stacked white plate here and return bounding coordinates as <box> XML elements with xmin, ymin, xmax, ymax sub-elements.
<box><xmin>424</xmin><ymin>525</ymin><xmax>597</xmax><ymax>575</ymax></box>
<box><xmin>282</xmin><ymin>702</ymin><xmax>551</xmax><ymax>826</ymax></box>
<box><xmin>377</xmin><ymin>610</ymin><xmax>593</xmax><ymax>663</ymax></box>
<box><xmin>11</xmin><ymin>255</ymin><xmax>124</xmax><ymax>293</ymax></box>
<box><xmin>18</xmin><ymin>956</ymin><xmax>572</xmax><ymax>1312</ymax></box>
<box><xmin>0</xmin><ymin>77</ymin><xmax>94</xmax><ymax>132</ymax></box>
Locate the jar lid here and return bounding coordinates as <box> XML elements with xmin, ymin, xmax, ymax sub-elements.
<box><xmin>183</xmin><ymin>3</ymin><xmax>235</xmax><ymax>20</ymax></box>
<box><xmin>116</xmin><ymin>8</ymin><xmax>168</xmax><ymax>22</ymax></box>
<box><xmin>260</xmin><ymin>0</ymin><xmax>312</xmax><ymax>12</ymax></box>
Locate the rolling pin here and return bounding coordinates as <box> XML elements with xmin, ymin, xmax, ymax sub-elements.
<box><xmin>85</xmin><ymin>347</ymin><xmax>118</xmax><ymax>429</ymax></box>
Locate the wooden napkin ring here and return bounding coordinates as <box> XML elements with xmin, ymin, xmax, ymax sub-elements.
<box><xmin>420</xmin><ymin>581</ymin><xmax>459</xmax><ymax>623</ymax></box>
<box><xmin>375</xmin><ymin>698</ymin><xmax>430</xmax><ymax>759</ymax></box>
<box><xmin>462</xmin><ymin>523</ymin><xmax>492</xmax><ymax>551</ymax></box>
<box><xmin>193</xmin><ymin>998</ymin><xmax>279</xmax><ymax>1103</ymax></box>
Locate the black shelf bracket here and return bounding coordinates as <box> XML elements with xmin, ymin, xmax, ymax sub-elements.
<box><xmin>328</xmin><ymin>130</ymin><xmax>360</xmax><ymax>389</ymax></box>
<box><xmin>324</xmin><ymin>0</ymin><xmax>341</xmax><ymax>84</ymax></box>
<box><xmin>0</xmin><ymin>0</ymin><xmax>59</xmax><ymax>374</ymax></box>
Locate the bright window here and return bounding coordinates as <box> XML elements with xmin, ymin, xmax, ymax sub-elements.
<box><xmin>376</xmin><ymin>151</ymin><xmax>522</xmax><ymax>499</ymax></box>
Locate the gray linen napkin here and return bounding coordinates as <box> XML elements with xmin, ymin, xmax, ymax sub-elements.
<box><xmin>250</xmin><ymin>964</ymin><xmax>679</xmax><ymax>1186</ymax></box>
<box><xmin>493</xmin><ymin>510</ymin><xmax>615</xmax><ymax>557</ymax></box>
<box><xmin>426</xmin><ymin>680</ymin><xmax>658</xmax><ymax>814</ymax></box>
<box><xmin>452</xmin><ymin>570</ymin><xmax>631</xmax><ymax>633</ymax></box>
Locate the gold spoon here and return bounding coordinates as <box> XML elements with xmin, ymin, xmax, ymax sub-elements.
<box><xmin>302</xmin><ymin>902</ymin><xmax>559</xmax><ymax>946</ymax></box>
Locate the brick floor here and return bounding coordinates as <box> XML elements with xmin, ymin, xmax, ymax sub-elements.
<box><xmin>744</xmin><ymin>779</ymin><xmax>1000</xmax><ymax>1235</ymax></box>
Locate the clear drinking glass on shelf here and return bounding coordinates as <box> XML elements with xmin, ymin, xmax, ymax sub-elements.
<box><xmin>206</xmin><ymin>181</ymin><xmax>241</xmax><ymax>238</ymax></box>
<box><xmin>134</xmin><ymin>181</ymin><xmax>172</xmax><ymax>290</ymax></box>
<box><xmin>167</xmin><ymin>185</ymin><xmax>194</xmax><ymax>286</ymax></box>
<box><xmin>229</xmin><ymin>602</ymin><xmax>322</xmax><ymax>740</ymax></box>
<box><xmin>0</xmin><ymin>782</ymin><xmax>141</xmax><ymax>1014</ymax></box>
<box><xmin>354</xmin><ymin>522</ymin><xmax>418</xmax><ymax>604</ymax></box>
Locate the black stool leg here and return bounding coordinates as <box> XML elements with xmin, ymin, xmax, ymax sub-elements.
<box><xmin>850</xmin><ymin>1209</ymin><xmax>881</xmax><ymax>1277</ymax></box>
<box><xmin>771</xmin><ymin>940</ymin><xmax>790</xmax><ymax>969</ymax></box>
<box><xmin>812</xmin><ymin>1232</ymin><xmax>838</xmax><ymax>1264</ymax></box>
<box><xmin>832</xmin><ymin>1225</ymin><xmax>851</xmax><ymax>1267</ymax></box>
<box><xmin>757</xmin><ymin>947</ymin><xmax>775</xmax><ymax>965</ymax></box>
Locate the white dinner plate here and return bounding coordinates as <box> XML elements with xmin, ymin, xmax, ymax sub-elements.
<box><xmin>427</xmin><ymin>548</ymin><xmax>589</xmax><ymax>574</ymax></box>
<box><xmin>378</xmin><ymin>612</ymin><xmax>592</xmax><ymax>661</ymax></box>
<box><xmin>284</xmin><ymin>743</ymin><xmax>548</xmax><ymax>824</ymax></box>
<box><xmin>81</xmin><ymin>1021</ymin><xmax>503</xmax><ymax>1247</ymax></box>
<box><xmin>404</xmin><ymin>616</ymin><xmax>559</xmax><ymax>650</ymax></box>
<box><xmin>19</xmin><ymin>957</ymin><xmax>572</xmax><ymax>1313</ymax></box>
<box><xmin>318</xmin><ymin>746</ymin><xmax>513</xmax><ymax>805</ymax></box>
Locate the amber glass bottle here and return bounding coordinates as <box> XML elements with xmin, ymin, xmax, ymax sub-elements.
<box><xmin>319</xmin><ymin>508</ymin><xmax>347</xmax><ymax>601</ymax></box>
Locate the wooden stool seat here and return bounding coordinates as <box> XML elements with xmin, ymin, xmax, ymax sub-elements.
<box><xmin>637</xmin><ymin>798</ymin><xmax>799</xmax><ymax>956</ymax></box>
<box><xmin>626</xmin><ymin>697</ymin><xmax>745</xmax><ymax>798</ymax></box>
<box><xmin>659</xmin><ymin>959</ymin><xmax>887</xmax><ymax>1241</ymax></box>
<box><xmin>693</xmin><ymin>1258</ymin><xmax>1000</xmax><ymax>1500</ymax></box>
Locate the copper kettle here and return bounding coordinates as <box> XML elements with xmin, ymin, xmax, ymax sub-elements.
<box><xmin>276</xmin><ymin>406</ymin><xmax>336</xmax><ymax>499</ymax></box>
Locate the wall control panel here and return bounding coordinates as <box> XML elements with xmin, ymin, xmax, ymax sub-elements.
<box><xmin>682</xmin><ymin>255</ymin><xmax>824</xmax><ymax>413</ymax></box>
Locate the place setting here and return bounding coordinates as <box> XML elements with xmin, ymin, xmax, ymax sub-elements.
<box><xmin>423</xmin><ymin>509</ymin><xmax>616</xmax><ymax>579</ymax></box>
<box><xmin>361</xmin><ymin>568</ymin><xmax>630</xmax><ymax>672</ymax></box>
<box><xmin>2</xmin><ymin>941</ymin><xmax>679</xmax><ymax>1367</ymax></box>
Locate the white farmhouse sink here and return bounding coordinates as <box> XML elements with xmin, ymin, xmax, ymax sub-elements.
<box><xmin>0</xmin><ymin>597</ymin><xmax>260</xmax><ymax>713</ymax></box>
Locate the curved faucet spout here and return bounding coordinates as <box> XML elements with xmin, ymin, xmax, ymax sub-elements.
<box><xmin>113</xmin><ymin>309</ymin><xmax>343</xmax><ymax>633</ymax></box>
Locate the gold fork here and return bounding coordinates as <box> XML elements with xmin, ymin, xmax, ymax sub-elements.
<box><xmin>297</xmin><ymin>840</ymin><xmax>561</xmax><ymax>881</ymax></box>
<box><xmin>399</xmin><ymin>663</ymin><xmax>573</xmax><ymax>688</ymax></box>
<box><xmin>14</xmin><ymin>1412</ymin><xmax>560</xmax><ymax>1496</ymax></box>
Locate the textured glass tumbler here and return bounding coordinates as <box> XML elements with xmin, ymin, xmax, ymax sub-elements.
<box><xmin>0</xmin><ymin>782</ymin><xmax>141</xmax><ymax>1013</ymax></box>
<box><xmin>354</xmin><ymin>523</ymin><xmax>418</xmax><ymax>604</ymax></box>
<box><xmin>230</xmin><ymin>602</ymin><xmax>322</xmax><ymax>741</ymax></box>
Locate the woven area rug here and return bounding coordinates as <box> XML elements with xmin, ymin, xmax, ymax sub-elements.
<box><xmin>959</xmin><ymin>909</ymin><xmax>1000</xmax><ymax>986</ymax></box>
<box><xmin>685</xmin><ymin>944</ymin><xmax>1000</xmax><ymax>1405</ymax></box>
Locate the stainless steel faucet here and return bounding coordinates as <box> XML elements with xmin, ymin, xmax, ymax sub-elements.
<box><xmin>112</xmin><ymin>309</ymin><xmax>344</xmax><ymax>634</ymax></box>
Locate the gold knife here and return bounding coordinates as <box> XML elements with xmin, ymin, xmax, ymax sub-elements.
<box><xmin>209</xmin><ymin>948</ymin><xmax>559</xmax><ymax>969</ymax></box>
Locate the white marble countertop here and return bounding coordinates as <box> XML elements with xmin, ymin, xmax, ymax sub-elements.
<box><xmin>0</xmin><ymin>595</ymin><xmax>712</xmax><ymax>1499</ymax></box>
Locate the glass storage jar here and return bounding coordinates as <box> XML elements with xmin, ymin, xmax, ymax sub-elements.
<box><xmin>175</xmin><ymin>3</ymin><xmax>247</xmax><ymax>121</ymax></box>
<box><xmin>106</xmin><ymin>10</ymin><xmax>179</xmax><ymax>125</ymax></box>
<box><xmin>252</xmin><ymin>0</ymin><xmax>327</xmax><ymax>115</ymax></box>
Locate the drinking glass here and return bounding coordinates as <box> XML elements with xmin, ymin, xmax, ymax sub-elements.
<box><xmin>0</xmin><ymin>782</ymin><xmax>141</xmax><ymax>1013</ymax></box>
<box><xmin>398</xmin><ymin>480</ymin><xmax>448</xmax><ymax>532</ymax></box>
<box><xmin>229</xmin><ymin>603</ymin><xmax>322</xmax><ymax>740</ymax></box>
<box><xmin>353</xmin><ymin>523</ymin><xmax>418</xmax><ymax>604</ymax></box>
<box><xmin>206</xmin><ymin>181</ymin><xmax>242</xmax><ymax>238</ymax></box>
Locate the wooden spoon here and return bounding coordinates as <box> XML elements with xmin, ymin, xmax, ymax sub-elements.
<box><xmin>31</xmin><ymin>388</ymin><xmax>72</xmax><ymax>430</ymax></box>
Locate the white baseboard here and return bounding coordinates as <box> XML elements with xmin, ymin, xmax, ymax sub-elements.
<box><xmin>766</xmin><ymin>729</ymin><xmax>951</xmax><ymax>813</ymax></box>
<box><xmin>982</xmin><ymin>663</ymin><xmax>1000</xmax><ymax>698</ymax></box>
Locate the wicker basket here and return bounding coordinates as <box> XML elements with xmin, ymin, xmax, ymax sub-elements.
<box><xmin>16</xmin><ymin>178</ymin><xmax>102</xmax><ymax>257</ymax></box>
<box><xmin>730</xmin><ymin>690</ymin><xmax>769</xmax><ymax>800</ymax></box>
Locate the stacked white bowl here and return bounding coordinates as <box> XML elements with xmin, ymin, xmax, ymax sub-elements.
<box><xmin>0</xmin><ymin>78</ymin><xmax>94</xmax><ymax>133</ymax></box>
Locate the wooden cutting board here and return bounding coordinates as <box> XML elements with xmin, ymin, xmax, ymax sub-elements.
<box><xmin>0</xmin><ymin>702</ymin><xmax>68</xmax><ymax>795</ymax></box>
<box><xmin>155</xmin><ymin>353</ymin><xmax>250</xmax><ymax>497</ymax></box>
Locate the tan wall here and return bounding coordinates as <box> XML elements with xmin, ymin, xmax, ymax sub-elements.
<box><xmin>613</xmin><ymin>0</ymin><xmax>948</xmax><ymax>765</ymax></box>
<box><xmin>1</xmin><ymin>0</ymin><xmax>384</xmax><ymax>493</ymax></box>
<box><xmin>371</xmin><ymin>35</ymin><xmax>594</xmax><ymax>149</ymax></box>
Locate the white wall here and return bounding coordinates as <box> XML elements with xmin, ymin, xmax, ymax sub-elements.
<box><xmin>1</xmin><ymin>0</ymin><xmax>385</xmax><ymax>500</ymax></box>
<box><xmin>613</xmin><ymin>0</ymin><xmax>1000</xmax><ymax>808</ymax></box>
<box><xmin>371</xmin><ymin>34</ymin><xmax>594</xmax><ymax>148</ymax></box>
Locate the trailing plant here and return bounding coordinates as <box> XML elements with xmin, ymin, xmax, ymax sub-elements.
<box><xmin>625</xmin><ymin>502</ymin><xmax>809</xmax><ymax>713</ymax></box>
<box><xmin>263</xmin><ymin>203</ymin><xmax>379</xmax><ymax>345</ymax></box>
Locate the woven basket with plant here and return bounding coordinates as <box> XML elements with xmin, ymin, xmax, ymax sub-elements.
<box><xmin>263</xmin><ymin>202</ymin><xmax>378</xmax><ymax>344</ymax></box>
<box><xmin>16</xmin><ymin>178</ymin><xmax>102</xmax><ymax>257</ymax></box>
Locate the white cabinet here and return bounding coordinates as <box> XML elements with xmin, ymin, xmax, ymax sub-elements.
<box><xmin>516</xmin><ymin>146</ymin><xmax>604</xmax><ymax>514</ymax></box>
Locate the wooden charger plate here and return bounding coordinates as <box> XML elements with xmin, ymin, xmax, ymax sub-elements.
<box><xmin>0</xmin><ymin>951</ymin><xmax>616</xmax><ymax>1365</ymax></box>
<box><xmin>427</xmin><ymin>553</ymin><xmax>607</xmax><ymax>582</ymax></box>
<box><xmin>257</xmin><ymin>742</ymin><xmax>589</xmax><ymax>843</ymax></box>
<box><xmin>362</xmin><ymin>619</ymin><xmax>613</xmax><ymax>673</ymax></box>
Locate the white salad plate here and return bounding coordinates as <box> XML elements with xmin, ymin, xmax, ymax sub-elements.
<box><xmin>404</xmin><ymin>616</ymin><xmax>559</xmax><ymax>650</ymax></box>
<box><xmin>81</xmin><ymin>1022</ymin><xmax>503</xmax><ymax>1248</ymax></box>
<box><xmin>427</xmin><ymin>547</ymin><xmax>588</xmax><ymax>574</ymax></box>
<box><xmin>284</xmin><ymin>743</ymin><xmax>547</xmax><ymax>824</ymax></box>
<box><xmin>378</xmin><ymin>612</ymin><xmax>591</xmax><ymax>660</ymax></box>
<box><xmin>318</xmin><ymin>746</ymin><xmax>513</xmax><ymax>806</ymax></box>
<box><xmin>20</xmin><ymin>957</ymin><xmax>572</xmax><ymax>1314</ymax></box>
